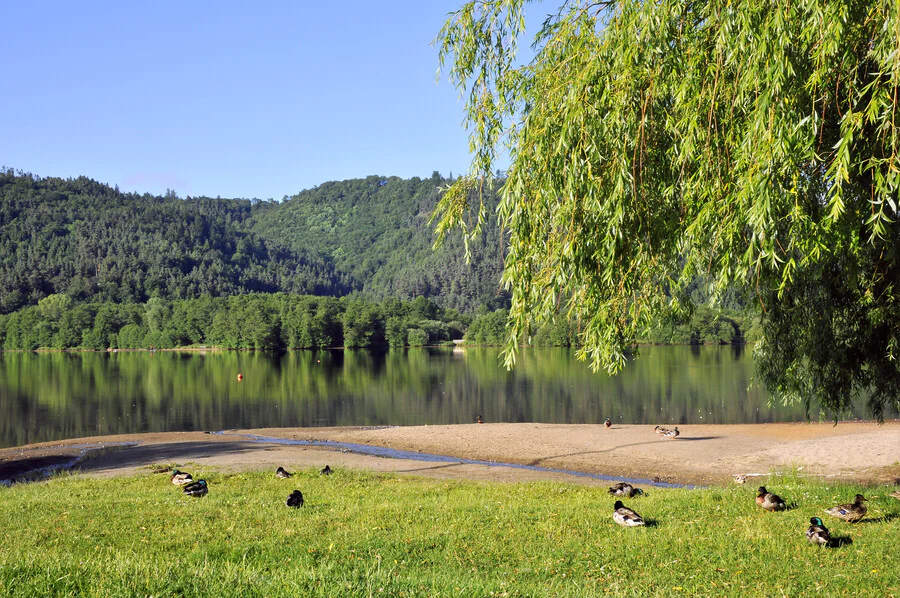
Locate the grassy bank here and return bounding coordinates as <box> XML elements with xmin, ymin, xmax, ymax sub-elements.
<box><xmin>1</xmin><ymin>468</ymin><xmax>898</xmax><ymax>597</ymax></box>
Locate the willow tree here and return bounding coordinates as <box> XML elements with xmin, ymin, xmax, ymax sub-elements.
<box><xmin>434</xmin><ymin>0</ymin><xmax>900</xmax><ymax>420</ymax></box>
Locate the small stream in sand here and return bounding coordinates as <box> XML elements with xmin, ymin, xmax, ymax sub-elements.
<box><xmin>4</xmin><ymin>433</ymin><xmax>696</xmax><ymax>489</ymax></box>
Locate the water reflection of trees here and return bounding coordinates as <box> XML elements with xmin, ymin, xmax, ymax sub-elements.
<box><xmin>0</xmin><ymin>347</ymin><xmax>884</xmax><ymax>447</ymax></box>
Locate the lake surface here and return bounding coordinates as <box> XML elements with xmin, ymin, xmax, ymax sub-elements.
<box><xmin>0</xmin><ymin>346</ymin><xmax>882</xmax><ymax>448</ymax></box>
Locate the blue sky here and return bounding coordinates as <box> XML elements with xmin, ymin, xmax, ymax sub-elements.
<box><xmin>1</xmin><ymin>1</ymin><xmax>535</xmax><ymax>200</ymax></box>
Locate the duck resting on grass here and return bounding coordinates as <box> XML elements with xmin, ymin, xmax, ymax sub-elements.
<box><xmin>275</xmin><ymin>467</ymin><xmax>292</xmax><ymax>479</ymax></box>
<box><xmin>320</xmin><ymin>465</ymin><xmax>332</xmax><ymax>475</ymax></box>
<box><xmin>825</xmin><ymin>494</ymin><xmax>867</xmax><ymax>522</ymax></box>
<box><xmin>756</xmin><ymin>486</ymin><xmax>786</xmax><ymax>511</ymax></box>
<box><xmin>286</xmin><ymin>490</ymin><xmax>305</xmax><ymax>508</ymax></box>
<box><xmin>608</xmin><ymin>482</ymin><xmax>644</xmax><ymax>498</ymax></box>
<box><xmin>170</xmin><ymin>470</ymin><xmax>193</xmax><ymax>485</ymax></box>
<box><xmin>182</xmin><ymin>479</ymin><xmax>208</xmax><ymax>498</ymax></box>
<box><xmin>806</xmin><ymin>517</ymin><xmax>831</xmax><ymax>546</ymax></box>
<box><xmin>612</xmin><ymin>501</ymin><xmax>645</xmax><ymax>527</ymax></box>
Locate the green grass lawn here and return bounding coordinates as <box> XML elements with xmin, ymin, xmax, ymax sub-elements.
<box><xmin>1</xmin><ymin>467</ymin><xmax>898</xmax><ymax>597</ymax></box>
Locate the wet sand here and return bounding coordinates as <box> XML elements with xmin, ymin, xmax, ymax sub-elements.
<box><xmin>2</xmin><ymin>422</ymin><xmax>899</xmax><ymax>487</ymax></box>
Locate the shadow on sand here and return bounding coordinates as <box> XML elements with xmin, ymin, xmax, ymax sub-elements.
<box><xmin>74</xmin><ymin>441</ymin><xmax>263</xmax><ymax>473</ymax></box>
<box><xmin>0</xmin><ymin>455</ymin><xmax>79</xmax><ymax>483</ymax></box>
<box><xmin>1</xmin><ymin>440</ymin><xmax>266</xmax><ymax>485</ymax></box>
<box><xmin>529</xmin><ymin>437</ymin><xmax>723</xmax><ymax>466</ymax></box>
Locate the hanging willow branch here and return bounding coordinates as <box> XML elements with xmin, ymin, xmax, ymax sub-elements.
<box><xmin>435</xmin><ymin>0</ymin><xmax>900</xmax><ymax>420</ymax></box>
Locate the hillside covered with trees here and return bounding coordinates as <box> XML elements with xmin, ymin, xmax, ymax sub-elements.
<box><xmin>0</xmin><ymin>170</ymin><xmax>349</xmax><ymax>312</ymax></box>
<box><xmin>251</xmin><ymin>172</ymin><xmax>506</xmax><ymax>312</ymax></box>
<box><xmin>0</xmin><ymin>169</ymin><xmax>505</xmax><ymax>315</ymax></box>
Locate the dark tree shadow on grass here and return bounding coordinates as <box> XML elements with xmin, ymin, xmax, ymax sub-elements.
<box><xmin>0</xmin><ymin>455</ymin><xmax>77</xmax><ymax>483</ymax></box>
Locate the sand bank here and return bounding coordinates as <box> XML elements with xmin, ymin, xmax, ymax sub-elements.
<box><xmin>2</xmin><ymin>422</ymin><xmax>898</xmax><ymax>486</ymax></box>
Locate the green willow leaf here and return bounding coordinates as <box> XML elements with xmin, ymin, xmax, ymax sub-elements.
<box><xmin>436</xmin><ymin>0</ymin><xmax>900</xmax><ymax>420</ymax></box>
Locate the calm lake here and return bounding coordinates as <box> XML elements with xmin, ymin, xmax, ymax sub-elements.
<box><xmin>0</xmin><ymin>346</ymin><xmax>882</xmax><ymax>448</ymax></box>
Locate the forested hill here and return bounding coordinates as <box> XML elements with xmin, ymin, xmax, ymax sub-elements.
<box><xmin>252</xmin><ymin>172</ymin><xmax>505</xmax><ymax>312</ymax></box>
<box><xmin>0</xmin><ymin>169</ymin><xmax>504</xmax><ymax>314</ymax></box>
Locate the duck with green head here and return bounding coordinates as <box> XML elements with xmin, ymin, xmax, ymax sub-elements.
<box><xmin>806</xmin><ymin>517</ymin><xmax>831</xmax><ymax>546</ymax></box>
<box><xmin>182</xmin><ymin>479</ymin><xmax>208</xmax><ymax>498</ymax></box>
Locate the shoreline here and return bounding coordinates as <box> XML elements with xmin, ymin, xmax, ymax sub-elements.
<box><xmin>14</xmin><ymin>339</ymin><xmax>744</xmax><ymax>353</ymax></box>
<box><xmin>2</xmin><ymin>422</ymin><xmax>899</xmax><ymax>487</ymax></box>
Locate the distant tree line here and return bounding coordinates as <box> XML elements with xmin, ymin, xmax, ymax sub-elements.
<box><xmin>0</xmin><ymin>294</ymin><xmax>469</xmax><ymax>351</ymax></box>
<box><xmin>0</xmin><ymin>290</ymin><xmax>755</xmax><ymax>352</ymax></box>
<box><xmin>464</xmin><ymin>305</ymin><xmax>756</xmax><ymax>347</ymax></box>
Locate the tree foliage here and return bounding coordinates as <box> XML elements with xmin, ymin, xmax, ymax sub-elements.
<box><xmin>0</xmin><ymin>170</ymin><xmax>347</xmax><ymax>309</ymax></box>
<box><xmin>435</xmin><ymin>0</ymin><xmax>900</xmax><ymax>419</ymax></box>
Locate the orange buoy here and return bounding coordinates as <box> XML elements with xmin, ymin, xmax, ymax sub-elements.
<box><xmin>236</xmin><ymin>373</ymin><xmax>244</xmax><ymax>381</ymax></box>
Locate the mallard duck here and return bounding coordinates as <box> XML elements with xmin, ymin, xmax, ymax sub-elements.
<box><xmin>170</xmin><ymin>470</ymin><xmax>193</xmax><ymax>485</ymax></box>
<box><xmin>275</xmin><ymin>467</ymin><xmax>292</xmax><ymax>479</ymax></box>
<box><xmin>662</xmin><ymin>426</ymin><xmax>680</xmax><ymax>440</ymax></box>
<box><xmin>825</xmin><ymin>494</ymin><xmax>867</xmax><ymax>522</ymax></box>
<box><xmin>182</xmin><ymin>479</ymin><xmax>208</xmax><ymax>497</ymax></box>
<box><xmin>756</xmin><ymin>486</ymin><xmax>786</xmax><ymax>511</ymax></box>
<box><xmin>889</xmin><ymin>490</ymin><xmax>900</xmax><ymax>501</ymax></box>
<box><xmin>653</xmin><ymin>425</ymin><xmax>669</xmax><ymax>437</ymax></box>
<box><xmin>476</xmin><ymin>415</ymin><xmax>484</xmax><ymax>424</ymax></box>
<box><xmin>612</xmin><ymin>500</ymin><xmax>645</xmax><ymax>527</ymax></box>
<box><xmin>806</xmin><ymin>517</ymin><xmax>831</xmax><ymax>546</ymax></box>
<box><xmin>320</xmin><ymin>465</ymin><xmax>332</xmax><ymax>475</ymax></box>
<box><xmin>604</xmin><ymin>418</ymin><xmax>612</xmax><ymax>429</ymax></box>
<box><xmin>286</xmin><ymin>490</ymin><xmax>304</xmax><ymax>508</ymax></box>
<box><xmin>608</xmin><ymin>482</ymin><xmax>644</xmax><ymax>498</ymax></box>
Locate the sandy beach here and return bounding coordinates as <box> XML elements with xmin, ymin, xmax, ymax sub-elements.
<box><xmin>2</xmin><ymin>422</ymin><xmax>899</xmax><ymax>487</ymax></box>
